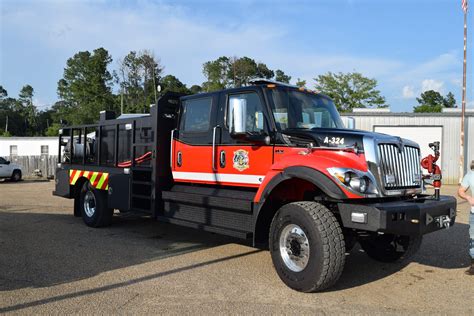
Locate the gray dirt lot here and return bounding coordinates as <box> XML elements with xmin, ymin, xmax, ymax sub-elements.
<box><xmin>0</xmin><ymin>181</ymin><xmax>473</xmax><ymax>314</ymax></box>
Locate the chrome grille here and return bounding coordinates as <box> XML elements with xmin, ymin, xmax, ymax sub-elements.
<box><xmin>377</xmin><ymin>144</ymin><xmax>421</xmax><ymax>190</ymax></box>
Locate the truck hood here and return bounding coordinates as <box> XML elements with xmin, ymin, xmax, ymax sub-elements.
<box><xmin>281</xmin><ymin>128</ymin><xmax>418</xmax><ymax>152</ymax></box>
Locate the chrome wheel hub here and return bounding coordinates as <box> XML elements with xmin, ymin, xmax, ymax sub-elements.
<box><xmin>84</xmin><ymin>191</ymin><xmax>96</xmax><ymax>218</ymax></box>
<box><xmin>279</xmin><ymin>224</ymin><xmax>310</xmax><ymax>272</ymax></box>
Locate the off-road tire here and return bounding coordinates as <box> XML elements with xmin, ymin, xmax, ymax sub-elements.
<box><xmin>269</xmin><ymin>202</ymin><xmax>345</xmax><ymax>292</ymax></box>
<box><xmin>11</xmin><ymin>170</ymin><xmax>22</xmax><ymax>182</ymax></box>
<box><xmin>359</xmin><ymin>234</ymin><xmax>422</xmax><ymax>263</ymax></box>
<box><xmin>79</xmin><ymin>181</ymin><xmax>113</xmax><ymax>227</ymax></box>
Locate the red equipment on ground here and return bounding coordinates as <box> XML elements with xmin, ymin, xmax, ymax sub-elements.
<box><xmin>421</xmin><ymin>141</ymin><xmax>442</xmax><ymax>199</ymax></box>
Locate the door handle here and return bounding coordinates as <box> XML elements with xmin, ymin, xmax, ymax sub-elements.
<box><xmin>170</xmin><ymin>129</ymin><xmax>176</xmax><ymax>168</ymax></box>
<box><xmin>219</xmin><ymin>151</ymin><xmax>226</xmax><ymax>168</ymax></box>
<box><xmin>212</xmin><ymin>126</ymin><xmax>219</xmax><ymax>172</ymax></box>
<box><xmin>177</xmin><ymin>151</ymin><xmax>182</xmax><ymax>167</ymax></box>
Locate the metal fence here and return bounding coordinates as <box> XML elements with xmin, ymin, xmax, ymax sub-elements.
<box><xmin>2</xmin><ymin>155</ymin><xmax>57</xmax><ymax>178</ymax></box>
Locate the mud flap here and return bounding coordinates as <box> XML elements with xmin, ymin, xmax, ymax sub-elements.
<box><xmin>73</xmin><ymin>194</ymin><xmax>81</xmax><ymax>217</ymax></box>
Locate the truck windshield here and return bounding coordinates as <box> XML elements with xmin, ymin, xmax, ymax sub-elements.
<box><xmin>267</xmin><ymin>88</ymin><xmax>344</xmax><ymax>131</ymax></box>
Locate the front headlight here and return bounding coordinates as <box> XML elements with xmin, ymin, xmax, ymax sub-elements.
<box><xmin>327</xmin><ymin>168</ymin><xmax>378</xmax><ymax>196</ymax></box>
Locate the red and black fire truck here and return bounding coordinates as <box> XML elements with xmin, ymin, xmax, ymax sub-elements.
<box><xmin>53</xmin><ymin>79</ymin><xmax>456</xmax><ymax>292</ymax></box>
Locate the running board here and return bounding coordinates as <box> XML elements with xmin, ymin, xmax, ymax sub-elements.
<box><xmin>156</xmin><ymin>216</ymin><xmax>252</xmax><ymax>239</ymax></box>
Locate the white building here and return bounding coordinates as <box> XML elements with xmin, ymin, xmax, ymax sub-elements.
<box><xmin>0</xmin><ymin>137</ymin><xmax>58</xmax><ymax>157</ymax></box>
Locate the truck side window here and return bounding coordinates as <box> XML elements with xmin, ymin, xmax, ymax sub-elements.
<box><xmin>227</xmin><ymin>92</ymin><xmax>264</xmax><ymax>133</ymax></box>
<box><xmin>181</xmin><ymin>97</ymin><xmax>212</xmax><ymax>132</ymax></box>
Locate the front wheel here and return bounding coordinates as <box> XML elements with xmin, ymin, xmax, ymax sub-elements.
<box><xmin>79</xmin><ymin>181</ymin><xmax>113</xmax><ymax>227</ymax></box>
<box><xmin>359</xmin><ymin>234</ymin><xmax>422</xmax><ymax>262</ymax></box>
<box><xmin>269</xmin><ymin>202</ymin><xmax>345</xmax><ymax>292</ymax></box>
<box><xmin>11</xmin><ymin>170</ymin><xmax>21</xmax><ymax>182</ymax></box>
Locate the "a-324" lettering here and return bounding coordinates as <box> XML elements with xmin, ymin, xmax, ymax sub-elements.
<box><xmin>323</xmin><ymin>136</ymin><xmax>345</xmax><ymax>145</ymax></box>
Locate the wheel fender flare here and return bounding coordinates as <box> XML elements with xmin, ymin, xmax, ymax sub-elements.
<box><xmin>258</xmin><ymin>166</ymin><xmax>347</xmax><ymax>204</ymax></box>
<box><xmin>252</xmin><ymin>166</ymin><xmax>347</xmax><ymax>246</ymax></box>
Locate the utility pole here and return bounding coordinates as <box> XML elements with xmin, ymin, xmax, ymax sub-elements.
<box><xmin>460</xmin><ymin>0</ymin><xmax>469</xmax><ymax>182</ymax></box>
<box><xmin>152</xmin><ymin>66</ymin><xmax>157</xmax><ymax>105</ymax></box>
<box><xmin>120</xmin><ymin>86</ymin><xmax>124</xmax><ymax>115</ymax></box>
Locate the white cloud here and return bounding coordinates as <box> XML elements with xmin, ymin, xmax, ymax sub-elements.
<box><xmin>421</xmin><ymin>79</ymin><xmax>445</xmax><ymax>93</ymax></box>
<box><xmin>402</xmin><ymin>85</ymin><xmax>415</xmax><ymax>98</ymax></box>
<box><xmin>1</xmin><ymin>1</ymin><xmax>403</xmax><ymax>91</ymax></box>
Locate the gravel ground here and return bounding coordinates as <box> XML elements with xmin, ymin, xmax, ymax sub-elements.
<box><xmin>0</xmin><ymin>181</ymin><xmax>473</xmax><ymax>314</ymax></box>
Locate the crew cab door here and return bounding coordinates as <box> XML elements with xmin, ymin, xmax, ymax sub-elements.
<box><xmin>214</xmin><ymin>90</ymin><xmax>274</xmax><ymax>188</ymax></box>
<box><xmin>0</xmin><ymin>157</ymin><xmax>12</xmax><ymax>177</ymax></box>
<box><xmin>171</xmin><ymin>94</ymin><xmax>218</xmax><ymax>184</ymax></box>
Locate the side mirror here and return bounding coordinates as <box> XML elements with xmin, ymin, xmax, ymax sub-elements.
<box><xmin>346</xmin><ymin>117</ymin><xmax>356</xmax><ymax>129</ymax></box>
<box><xmin>6</xmin><ymin>161</ymin><xmax>10</xmax><ymax>165</ymax></box>
<box><xmin>229</xmin><ymin>97</ymin><xmax>247</xmax><ymax>135</ymax></box>
<box><xmin>229</xmin><ymin>97</ymin><xmax>271</xmax><ymax>146</ymax></box>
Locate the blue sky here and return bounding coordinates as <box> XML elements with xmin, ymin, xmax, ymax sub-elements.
<box><xmin>1</xmin><ymin>0</ymin><xmax>472</xmax><ymax>112</ymax></box>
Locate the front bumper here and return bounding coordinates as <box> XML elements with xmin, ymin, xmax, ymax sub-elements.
<box><xmin>338</xmin><ymin>195</ymin><xmax>457</xmax><ymax>236</ymax></box>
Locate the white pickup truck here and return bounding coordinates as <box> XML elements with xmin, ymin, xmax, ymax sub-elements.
<box><xmin>0</xmin><ymin>157</ymin><xmax>22</xmax><ymax>181</ymax></box>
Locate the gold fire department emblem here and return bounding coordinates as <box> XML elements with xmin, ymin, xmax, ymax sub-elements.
<box><xmin>233</xmin><ymin>149</ymin><xmax>249</xmax><ymax>171</ymax></box>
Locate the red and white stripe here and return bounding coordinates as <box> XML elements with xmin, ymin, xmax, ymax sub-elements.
<box><xmin>462</xmin><ymin>0</ymin><xmax>468</xmax><ymax>13</ymax></box>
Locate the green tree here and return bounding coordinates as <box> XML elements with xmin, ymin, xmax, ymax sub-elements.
<box><xmin>189</xmin><ymin>85</ymin><xmax>202</xmax><ymax>94</ymax></box>
<box><xmin>202</xmin><ymin>56</ymin><xmax>231</xmax><ymax>92</ymax></box>
<box><xmin>160</xmin><ymin>75</ymin><xmax>189</xmax><ymax>94</ymax></box>
<box><xmin>413</xmin><ymin>90</ymin><xmax>456</xmax><ymax>113</ymax></box>
<box><xmin>275</xmin><ymin>69</ymin><xmax>291</xmax><ymax>83</ymax></box>
<box><xmin>0</xmin><ymin>86</ymin><xmax>10</xmax><ymax>135</ymax></box>
<box><xmin>18</xmin><ymin>84</ymin><xmax>38</xmax><ymax>135</ymax></box>
<box><xmin>45</xmin><ymin>123</ymin><xmax>62</xmax><ymax>136</ymax></box>
<box><xmin>117</xmin><ymin>50</ymin><xmax>163</xmax><ymax>113</ymax></box>
<box><xmin>202</xmin><ymin>56</ymin><xmax>279</xmax><ymax>90</ymax></box>
<box><xmin>141</xmin><ymin>50</ymin><xmax>162</xmax><ymax>107</ymax></box>
<box><xmin>314</xmin><ymin>72</ymin><xmax>387</xmax><ymax>112</ymax></box>
<box><xmin>18</xmin><ymin>84</ymin><xmax>34</xmax><ymax>104</ymax></box>
<box><xmin>58</xmin><ymin>47</ymin><xmax>117</xmax><ymax>124</ymax></box>
<box><xmin>117</xmin><ymin>51</ymin><xmax>143</xmax><ymax>113</ymax></box>
<box><xmin>0</xmin><ymin>86</ymin><xmax>24</xmax><ymax>136</ymax></box>
<box><xmin>229</xmin><ymin>57</ymin><xmax>276</xmax><ymax>87</ymax></box>
<box><xmin>230</xmin><ymin>57</ymin><xmax>261</xmax><ymax>87</ymax></box>
<box><xmin>256</xmin><ymin>62</ymin><xmax>274</xmax><ymax>79</ymax></box>
<box><xmin>295</xmin><ymin>78</ymin><xmax>306</xmax><ymax>88</ymax></box>
<box><xmin>443</xmin><ymin>92</ymin><xmax>456</xmax><ymax>108</ymax></box>
<box><xmin>0</xmin><ymin>85</ymin><xmax>7</xmax><ymax>99</ymax></box>
<box><xmin>37</xmin><ymin>109</ymin><xmax>54</xmax><ymax>135</ymax></box>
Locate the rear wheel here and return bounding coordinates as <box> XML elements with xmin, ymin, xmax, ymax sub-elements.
<box><xmin>269</xmin><ymin>202</ymin><xmax>345</xmax><ymax>292</ymax></box>
<box><xmin>79</xmin><ymin>181</ymin><xmax>113</xmax><ymax>227</ymax></box>
<box><xmin>359</xmin><ymin>234</ymin><xmax>422</xmax><ymax>262</ymax></box>
<box><xmin>11</xmin><ymin>170</ymin><xmax>21</xmax><ymax>182</ymax></box>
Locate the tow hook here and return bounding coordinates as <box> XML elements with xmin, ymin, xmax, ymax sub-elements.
<box><xmin>426</xmin><ymin>214</ymin><xmax>451</xmax><ymax>229</ymax></box>
<box><xmin>436</xmin><ymin>215</ymin><xmax>451</xmax><ymax>229</ymax></box>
